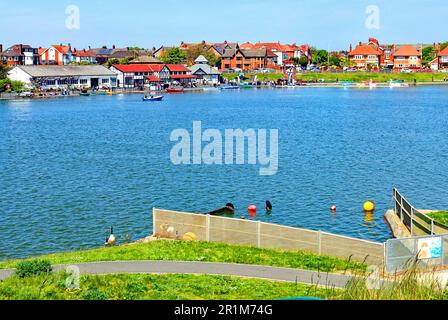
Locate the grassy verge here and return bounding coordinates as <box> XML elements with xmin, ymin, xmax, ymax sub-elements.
<box><xmin>0</xmin><ymin>241</ymin><xmax>365</xmax><ymax>273</ymax></box>
<box><xmin>222</xmin><ymin>73</ymin><xmax>285</xmax><ymax>82</ymax></box>
<box><xmin>0</xmin><ymin>272</ymin><xmax>336</xmax><ymax>300</ymax></box>
<box><xmin>427</xmin><ymin>211</ymin><xmax>448</xmax><ymax>226</ymax></box>
<box><xmin>296</xmin><ymin>72</ymin><xmax>447</xmax><ymax>83</ymax></box>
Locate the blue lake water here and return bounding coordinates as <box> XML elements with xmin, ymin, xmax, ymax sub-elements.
<box><xmin>1</xmin><ymin>87</ymin><xmax>448</xmax><ymax>260</ymax></box>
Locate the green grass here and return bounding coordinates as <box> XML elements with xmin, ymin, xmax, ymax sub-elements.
<box><xmin>427</xmin><ymin>211</ymin><xmax>448</xmax><ymax>226</ymax></box>
<box><xmin>296</xmin><ymin>72</ymin><xmax>446</xmax><ymax>83</ymax></box>
<box><xmin>0</xmin><ymin>272</ymin><xmax>336</xmax><ymax>300</ymax></box>
<box><xmin>0</xmin><ymin>241</ymin><xmax>365</xmax><ymax>273</ymax></box>
<box><xmin>222</xmin><ymin>72</ymin><xmax>448</xmax><ymax>84</ymax></box>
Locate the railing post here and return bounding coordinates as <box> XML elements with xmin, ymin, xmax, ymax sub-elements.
<box><xmin>431</xmin><ymin>219</ymin><xmax>435</xmax><ymax>236</ymax></box>
<box><xmin>317</xmin><ymin>231</ymin><xmax>322</xmax><ymax>255</ymax></box>
<box><xmin>206</xmin><ymin>214</ymin><xmax>211</xmax><ymax>242</ymax></box>
<box><xmin>257</xmin><ymin>221</ymin><xmax>261</xmax><ymax>248</ymax></box>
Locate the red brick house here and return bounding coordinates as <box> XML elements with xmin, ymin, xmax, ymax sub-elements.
<box><xmin>0</xmin><ymin>44</ymin><xmax>39</xmax><ymax>66</ymax></box>
<box><xmin>393</xmin><ymin>45</ymin><xmax>422</xmax><ymax>70</ymax></box>
<box><xmin>221</xmin><ymin>46</ymin><xmax>274</xmax><ymax>71</ymax></box>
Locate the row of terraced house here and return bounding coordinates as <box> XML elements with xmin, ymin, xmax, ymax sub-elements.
<box><xmin>348</xmin><ymin>38</ymin><xmax>448</xmax><ymax>71</ymax></box>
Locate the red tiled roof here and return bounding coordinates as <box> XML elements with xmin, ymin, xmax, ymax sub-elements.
<box><xmin>239</xmin><ymin>42</ymin><xmax>254</xmax><ymax>49</ymax></box>
<box><xmin>393</xmin><ymin>45</ymin><xmax>421</xmax><ymax>57</ymax></box>
<box><xmin>349</xmin><ymin>44</ymin><xmax>381</xmax><ymax>56</ymax></box>
<box><xmin>254</xmin><ymin>42</ymin><xmax>284</xmax><ymax>52</ymax></box>
<box><xmin>438</xmin><ymin>46</ymin><xmax>448</xmax><ymax>56</ymax></box>
<box><xmin>145</xmin><ymin>75</ymin><xmax>161</xmax><ymax>82</ymax></box>
<box><xmin>38</xmin><ymin>48</ymin><xmax>47</xmax><ymax>56</ymax></box>
<box><xmin>73</xmin><ymin>50</ymin><xmax>95</xmax><ymax>57</ymax></box>
<box><xmin>165</xmin><ymin>64</ymin><xmax>191</xmax><ymax>72</ymax></box>
<box><xmin>52</xmin><ymin>45</ymin><xmax>71</xmax><ymax>55</ymax></box>
<box><xmin>113</xmin><ymin>64</ymin><xmax>164</xmax><ymax>73</ymax></box>
<box><xmin>170</xmin><ymin>74</ymin><xmax>196</xmax><ymax>79</ymax></box>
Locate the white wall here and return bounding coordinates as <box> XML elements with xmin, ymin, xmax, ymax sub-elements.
<box><xmin>7</xmin><ymin>67</ymin><xmax>32</xmax><ymax>85</ymax></box>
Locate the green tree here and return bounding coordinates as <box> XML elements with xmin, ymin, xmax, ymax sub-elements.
<box><xmin>297</xmin><ymin>56</ymin><xmax>309</xmax><ymax>68</ymax></box>
<box><xmin>160</xmin><ymin>47</ymin><xmax>187</xmax><ymax>64</ymax></box>
<box><xmin>422</xmin><ymin>46</ymin><xmax>436</xmax><ymax>66</ymax></box>
<box><xmin>0</xmin><ymin>79</ymin><xmax>25</xmax><ymax>93</ymax></box>
<box><xmin>311</xmin><ymin>48</ymin><xmax>329</xmax><ymax>66</ymax></box>
<box><xmin>106</xmin><ymin>58</ymin><xmax>120</xmax><ymax>68</ymax></box>
<box><xmin>329</xmin><ymin>54</ymin><xmax>341</xmax><ymax>67</ymax></box>
<box><xmin>185</xmin><ymin>44</ymin><xmax>218</xmax><ymax>66</ymax></box>
<box><xmin>0</xmin><ymin>64</ymin><xmax>10</xmax><ymax>79</ymax></box>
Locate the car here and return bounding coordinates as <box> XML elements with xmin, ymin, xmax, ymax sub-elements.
<box><xmin>400</xmin><ymin>68</ymin><xmax>413</xmax><ymax>73</ymax></box>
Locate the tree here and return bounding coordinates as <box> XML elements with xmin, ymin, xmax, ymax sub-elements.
<box><xmin>160</xmin><ymin>47</ymin><xmax>187</xmax><ymax>64</ymax></box>
<box><xmin>0</xmin><ymin>64</ymin><xmax>10</xmax><ymax>79</ymax></box>
<box><xmin>0</xmin><ymin>79</ymin><xmax>25</xmax><ymax>93</ymax></box>
<box><xmin>297</xmin><ymin>56</ymin><xmax>309</xmax><ymax>68</ymax></box>
<box><xmin>311</xmin><ymin>48</ymin><xmax>329</xmax><ymax>66</ymax></box>
<box><xmin>106</xmin><ymin>58</ymin><xmax>120</xmax><ymax>68</ymax></box>
<box><xmin>422</xmin><ymin>46</ymin><xmax>436</xmax><ymax>66</ymax></box>
<box><xmin>185</xmin><ymin>44</ymin><xmax>218</xmax><ymax>66</ymax></box>
<box><xmin>329</xmin><ymin>54</ymin><xmax>341</xmax><ymax>67</ymax></box>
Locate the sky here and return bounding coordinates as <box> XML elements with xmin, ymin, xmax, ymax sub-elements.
<box><xmin>1</xmin><ymin>0</ymin><xmax>447</xmax><ymax>51</ymax></box>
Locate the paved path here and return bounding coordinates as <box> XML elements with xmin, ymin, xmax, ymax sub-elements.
<box><xmin>0</xmin><ymin>261</ymin><xmax>352</xmax><ymax>288</ymax></box>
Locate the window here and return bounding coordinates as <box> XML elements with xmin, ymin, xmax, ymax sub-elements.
<box><xmin>355</xmin><ymin>55</ymin><xmax>364</xmax><ymax>60</ymax></box>
<box><xmin>110</xmin><ymin>78</ymin><xmax>117</xmax><ymax>85</ymax></box>
<box><xmin>102</xmin><ymin>78</ymin><xmax>109</xmax><ymax>84</ymax></box>
<box><xmin>80</xmin><ymin>79</ymin><xmax>88</xmax><ymax>85</ymax></box>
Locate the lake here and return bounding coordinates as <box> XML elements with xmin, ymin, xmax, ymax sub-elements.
<box><xmin>1</xmin><ymin>86</ymin><xmax>448</xmax><ymax>260</ymax></box>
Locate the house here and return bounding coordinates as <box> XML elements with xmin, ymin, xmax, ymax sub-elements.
<box><xmin>0</xmin><ymin>44</ymin><xmax>39</xmax><ymax>66</ymax></box>
<box><xmin>164</xmin><ymin>64</ymin><xmax>196</xmax><ymax>84</ymax></box>
<box><xmin>393</xmin><ymin>45</ymin><xmax>422</xmax><ymax>70</ymax></box>
<box><xmin>39</xmin><ymin>45</ymin><xmax>72</xmax><ymax>65</ymax></box>
<box><xmin>430</xmin><ymin>57</ymin><xmax>439</xmax><ymax>71</ymax></box>
<box><xmin>349</xmin><ymin>38</ymin><xmax>395</xmax><ymax>70</ymax></box>
<box><xmin>189</xmin><ymin>55</ymin><xmax>221</xmax><ymax>84</ymax></box>
<box><xmin>71</xmin><ymin>49</ymin><xmax>97</xmax><ymax>64</ymax></box>
<box><xmin>208</xmin><ymin>42</ymin><xmax>239</xmax><ymax>59</ymax></box>
<box><xmin>438</xmin><ymin>45</ymin><xmax>448</xmax><ymax>70</ymax></box>
<box><xmin>110</xmin><ymin>64</ymin><xmax>168</xmax><ymax>88</ymax></box>
<box><xmin>253</xmin><ymin>43</ymin><xmax>287</xmax><ymax>67</ymax></box>
<box><xmin>221</xmin><ymin>46</ymin><xmax>273</xmax><ymax>71</ymax></box>
<box><xmin>7</xmin><ymin>65</ymin><xmax>118</xmax><ymax>89</ymax></box>
<box><xmin>348</xmin><ymin>42</ymin><xmax>381</xmax><ymax>69</ymax></box>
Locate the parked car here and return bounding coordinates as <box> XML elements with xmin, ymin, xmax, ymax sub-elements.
<box><xmin>400</xmin><ymin>68</ymin><xmax>413</xmax><ymax>73</ymax></box>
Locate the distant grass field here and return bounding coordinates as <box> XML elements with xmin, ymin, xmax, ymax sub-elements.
<box><xmin>0</xmin><ymin>240</ymin><xmax>365</xmax><ymax>273</ymax></box>
<box><xmin>427</xmin><ymin>211</ymin><xmax>448</xmax><ymax>226</ymax></box>
<box><xmin>223</xmin><ymin>72</ymin><xmax>448</xmax><ymax>83</ymax></box>
<box><xmin>0</xmin><ymin>272</ymin><xmax>336</xmax><ymax>300</ymax></box>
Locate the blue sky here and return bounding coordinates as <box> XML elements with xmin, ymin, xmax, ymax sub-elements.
<box><xmin>1</xmin><ymin>0</ymin><xmax>447</xmax><ymax>50</ymax></box>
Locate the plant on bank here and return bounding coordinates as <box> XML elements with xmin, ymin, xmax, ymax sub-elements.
<box><xmin>15</xmin><ymin>260</ymin><xmax>52</xmax><ymax>278</ymax></box>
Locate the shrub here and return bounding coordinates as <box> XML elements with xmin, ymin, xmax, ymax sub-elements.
<box><xmin>15</xmin><ymin>260</ymin><xmax>52</xmax><ymax>278</ymax></box>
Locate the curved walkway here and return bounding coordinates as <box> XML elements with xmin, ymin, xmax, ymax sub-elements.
<box><xmin>0</xmin><ymin>261</ymin><xmax>353</xmax><ymax>288</ymax></box>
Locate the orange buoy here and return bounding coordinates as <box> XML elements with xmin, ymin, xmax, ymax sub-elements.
<box><xmin>248</xmin><ymin>205</ymin><xmax>257</xmax><ymax>216</ymax></box>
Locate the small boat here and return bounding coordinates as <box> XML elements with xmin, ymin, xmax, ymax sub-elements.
<box><xmin>166</xmin><ymin>88</ymin><xmax>184</xmax><ymax>93</ymax></box>
<box><xmin>142</xmin><ymin>95</ymin><xmax>164</xmax><ymax>102</ymax></box>
<box><xmin>220</xmin><ymin>86</ymin><xmax>240</xmax><ymax>90</ymax></box>
<box><xmin>205</xmin><ymin>203</ymin><xmax>235</xmax><ymax>216</ymax></box>
<box><xmin>389</xmin><ymin>80</ymin><xmax>409</xmax><ymax>88</ymax></box>
<box><xmin>79</xmin><ymin>90</ymin><xmax>90</xmax><ymax>96</ymax></box>
<box><xmin>239</xmin><ymin>83</ymin><xmax>255</xmax><ymax>89</ymax></box>
<box><xmin>340</xmin><ymin>81</ymin><xmax>355</xmax><ymax>88</ymax></box>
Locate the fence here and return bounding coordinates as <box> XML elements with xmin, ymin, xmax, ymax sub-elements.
<box><xmin>385</xmin><ymin>234</ymin><xmax>448</xmax><ymax>273</ymax></box>
<box><xmin>393</xmin><ymin>188</ymin><xmax>448</xmax><ymax>236</ymax></box>
<box><xmin>153</xmin><ymin>209</ymin><xmax>385</xmax><ymax>265</ymax></box>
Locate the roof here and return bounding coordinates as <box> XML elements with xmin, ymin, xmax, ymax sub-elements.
<box><xmin>14</xmin><ymin>65</ymin><xmax>116</xmax><ymax>77</ymax></box>
<box><xmin>438</xmin><ymin>46</ymin><xmax>448</xmax><ymax>57</ymax></box>
<box><xmin>73</xmin><ymin>50</ymin><xmax>95</xmax><ymax>57</ymax></box>
<box><xmin>170</xmin><ymin>74</ymin><xmax>196</xmax><ymax>79</ymax></box>
<box><xmin>194</xmin><ymin>55</ymin><xmax>208</xmax><ymax>63</ymax></box>
<box><xmin>393</xmin><ymin>45</ymin><xmax>421</xmax><ymax>57</ymax></box>
<box><xmin>112</xmin><ymin>64</ymin><xmax>164</xmax><ymax>73</ymax></box>
<box><xmin>165</xmin><ymin>64</ymin><xmax>191</xmax><ymax>72</ymax></box>
<box><xmin>1</xmin><ymin>44</ymin><xmax>34</xmax><ymax>57</ymax></box>
<box><xmin>254</xmin><ymin>42</ymin><xmax>284</xmax><ymax>52</ymax></box>
<box><xmin>52</xmin><ymin>45</ymin><xmax>71</xmax><ymax>55</ymax></box>
<box><xmin>130</xmin><ymin>55</ymin><xmax>162</xmax><ymax>64</ymax></box>
<box><xmin>239</xmin><ymin>42</ymin><xmax>255</xmax><ymax>49</ymax></box>
<box><xmin>349</xmin><ymin>44</ymin><xmax>381</xmax><ymax>56</ymax></box>
<box><xmin>145</xmin><ymin>75</ymin><xmax>161</xmax><ymax>82</ymax></box>
<box><xmin>189</xmin><ymin>64</ymin><xmax>221</xmax><ymax>75</ymax></box>
<box><xmin>222</xmin><ymin>48</ymin><xmax>267</xmax><ymax>58</ymax></box>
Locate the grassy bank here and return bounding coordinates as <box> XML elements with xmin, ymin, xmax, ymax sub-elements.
<box><xmin>427</xmin><ymin>211</ymin><xmax>448</xmax><ymax>226</ymax></box>
<box><xmin>223</xmin><ymin>72</ymin><xmax>448</xmax><ymax>83</ymax></box>
<box><xmin>0</xmin><ymin>272</ymin><xmax>335</xmax><ymax>300</ymax></box>
<box><xmin>0</xmin><ymin>241</ymin><xmax>365</xmax><ymax>273</ymax></box>
<box><xmin>296</xmin><ymin>72</ymin><xmax>447</xmax><ymax>83</ymax></box>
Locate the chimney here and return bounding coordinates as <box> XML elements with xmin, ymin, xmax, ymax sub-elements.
<box><xmin>438</xmin><ymin>43</ymin><xmax>441</xmax><ymax>52</ymax></box>
<box><xmin>19</xmin><ymin>44</ymin><xmax>23</xmax><ymax>54</ymax></box>
<box><xmin>0</xmin><ymin>44</ymin><xmax>3</xmax><ymax>53</ymax></box>
<box><xmin>349</xmin><ymin>44</ymin><xmax>352</xmax><ymax>52</ymax></box>
<box><xmin>202</xmin><ymin>40</ymin><xmax>206</xmax><ymax>45</ymax></box>
<box><xmin>359</xmin><ymin>41</ymin><xmax>362</xmax><ymax>46</ymax></box>
<box><xmin>113</xmin><ymin>44</ymin><xmax>116</xmax><ymax>49</ymax></box>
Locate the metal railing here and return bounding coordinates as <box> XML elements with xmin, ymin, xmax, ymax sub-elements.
<box><xmin>152</xmin><ymin>209</ymin><xmax>385</xmax><ymax>266</ymax></box>
<box><xmin>393</xmin><ymin>188</ymin><xmax>448</xmax><ymax>236</ymax></box>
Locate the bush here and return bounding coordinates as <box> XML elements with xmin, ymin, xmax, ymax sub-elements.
<box><xmin>15</xmin><ymin>260</ymin><xmax>52</xmax><ymax>278</ymax></box>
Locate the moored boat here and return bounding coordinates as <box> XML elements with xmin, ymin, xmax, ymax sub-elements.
<box><xmin>220</xmin><ymin>86</ymin><xmax>240</xmax><ymax>90</ymax></box>
<box><xmin>166</xmin><ymin>87</ymin><xmax>184</xmax><ymax>93</ymax></box>
<box><xmin>142</xmin><ymin>95</ymin><xmax>164</xmax><ymax>102</ymax></box>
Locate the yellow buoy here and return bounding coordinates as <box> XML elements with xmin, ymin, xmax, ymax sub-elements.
<box><xmin>182</xmin><ymin>232</ymin><xmax>198</xmax><ymax>241</ymax></box>
<box><xmin>364</xmin><ymin>201</ymin><xmax>375</xmax><ymax>212</ymax></box>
